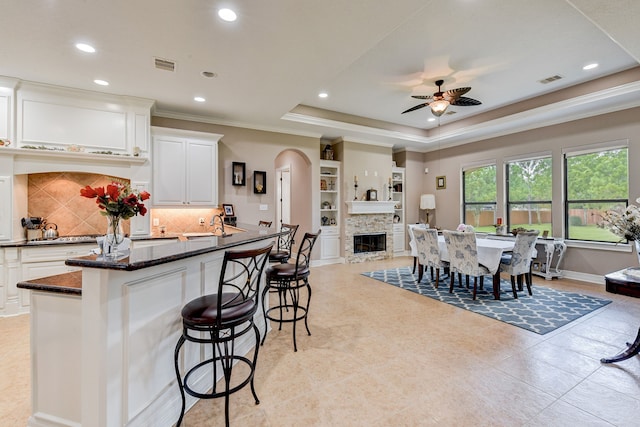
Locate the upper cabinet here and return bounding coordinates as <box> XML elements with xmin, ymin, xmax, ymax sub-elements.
<box><xmin>16</xmin><ymin>81</ymin><xmax>153</xmax><ymax>155</ymax></box>
<box><xmin>152</xmin><ymin>127</ymin><xmax>222</xmax><ymax>207</ymax></box>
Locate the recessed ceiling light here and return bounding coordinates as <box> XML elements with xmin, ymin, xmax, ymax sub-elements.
<box><xmin>583</xmin><ymin>63</ymin><xmax>599</xmax><ymax>70</ymax></box>
<box><xmin>93</xmin><ymin>79</ymin><xmax>109</xmax><ymax>86</ymax></box>
<box><xmin>194</xmin><ymin>96</ymin><xmax>206</xmax><ymax>103</ymax></box>
<box><xmin>76</xmin><ymin>43</ymin><xmax>96</xmax><ymax>53</ymax></box>
<box><xmin>218</xmin><ymin>8</ymin><xmax>237</xmax><ymax>22</ymax></box>
<box><xmin>318</xmin><ymin>92</ymin><xmax>328</xmax><ymax>98</ymax></box>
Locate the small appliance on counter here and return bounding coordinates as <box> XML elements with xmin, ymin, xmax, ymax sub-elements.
<box><xmin>21</xmin><ymin>217</ymin><xmax>45</xmax><ymax>241</ymax></box>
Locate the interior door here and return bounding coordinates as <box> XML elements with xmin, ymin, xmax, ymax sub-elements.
<box><xmin>277</xmin><ymin>166</ymin><xmax>291</xmax><ymax>228</ymax></box>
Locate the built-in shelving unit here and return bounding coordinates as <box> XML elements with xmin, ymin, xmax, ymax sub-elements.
<box><xmin>319</xmin><ymin>160</ymin><xmax>341</xmax><ymax>262</ymax></box>
<box><xmin>391</xmin><ymin>167</ymin><xmax>405</xmax><ymax>255</ymax></box>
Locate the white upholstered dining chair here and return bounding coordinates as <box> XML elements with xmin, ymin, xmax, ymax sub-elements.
<box><xmin>443</xmin><ymin>230</ymin><xmax>491</xmax><ymax>300</ymax></box>
<box><xmin>413</xmin><ymin>228</ymin><xmax>449</xmax><ymax>288</ymax></box>
<box><xmin>407</xmin><ymin>223</ymin><xmax>428</xmax><ymax>274</ymax></box>
<box><xmin>499</xmin><ymin>230</ymin><xmax>539</xmax><ymax>298</ymax></box>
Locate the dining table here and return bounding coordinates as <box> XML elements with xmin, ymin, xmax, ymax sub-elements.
<box><xmin>438</xmin><ymin>235</ymin><xmax>515</xmax><ymax>300</ymax></box>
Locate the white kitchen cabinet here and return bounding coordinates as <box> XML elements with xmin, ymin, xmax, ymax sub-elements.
<box><xmin>13</xmin><ymin>243</ymin><xmax>95</xmax><ymax>312</ymax></box>
<box><xmin>152</xmin><ymin>128</ymin><xmax>222</xmax><ymax>207</ymax></box>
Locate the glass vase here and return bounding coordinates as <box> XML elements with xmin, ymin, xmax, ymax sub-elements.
<box><xmin>635</xmin><ymin>240</ymin><xmax>640</xmax><ymax>267</ymax></box>
<box><xmin>105</xmin><ymin>215</ymin><xmax>124</xmax><ymax>257</ymax></box>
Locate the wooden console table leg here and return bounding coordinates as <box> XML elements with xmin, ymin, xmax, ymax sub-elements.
<box><xmin>600</xmin><ymin>327</ymin><xmax>640</xmax><ymax>363</ymax></box>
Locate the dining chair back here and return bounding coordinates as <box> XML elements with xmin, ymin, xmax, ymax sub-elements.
<box><xmin>500</xmin><ymin>230</ymin><xmax>539</xmax><ymax>298</ymax></box>
<box><xmin>413</xmin><ymin>228</ymin><xmax>449</xmax><ymax>288</ymax></box>
<box><xmin>443</xmin><ymin>230</ymin><xmax>491</xmax><ymax>300</ymax></box>
<box><xmin>407</xmin><ymin>223</ymin><xmax>428</xmax><ymax>273</ymax></box>
<box><xmin>258</xmin><ymin>220</ymin><xmax>272</xmax><ymax>228</ymax></box>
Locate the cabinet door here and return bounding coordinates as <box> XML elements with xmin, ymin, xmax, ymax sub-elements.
<box><xmin>153</xmin><ymin>137</ymin><xmax>186</xmax><ymax>205</ymax></box>
<box><xmin>321</xmin><ymin>235</ymin><xmax>340</xmax><ymax>259</ymax></box>
<box><xmin>186</xmin><ymin>141</ymin><xmax>217</xmax><ymax>205</ymax></box>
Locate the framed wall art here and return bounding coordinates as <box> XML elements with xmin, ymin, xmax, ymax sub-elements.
<box><xmin>232</xmin><ymin>162</ymin><xmax>246</xmax><ymax>186</ymax></box>
<box><xmin>436</xmin><ymin>175</ymin><xmax>446</xmax><ymax>190</ymax></box>
<box><xmin>222</xmin><ymin>204</ymin><xmax>235</xmax><ymax>217</ymax></box>
<box><xmin>254</xmin><ymin>171</ymin><xmax>266</xmax><ymax>194</ymax></box>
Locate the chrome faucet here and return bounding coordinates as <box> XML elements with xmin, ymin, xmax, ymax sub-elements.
<box><xmin>210</xmin><ymin>213</ymin><xmax>226</xmax><ymax>236</ymax></box>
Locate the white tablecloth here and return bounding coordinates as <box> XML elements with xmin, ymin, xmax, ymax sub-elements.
<box><xmin>438</xmin><ymin>235</ymin><xmax>515</xmax><ymax>274</ymax></box>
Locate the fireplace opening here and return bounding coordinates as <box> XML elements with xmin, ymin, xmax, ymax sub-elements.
<box><xmin>354</xmin><ymin>233</ymin><xmax>386</xmax><ymax>254</ymax></box>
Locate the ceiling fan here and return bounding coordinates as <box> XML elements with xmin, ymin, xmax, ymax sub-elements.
<box><xmin>402</xmin><ymin>79</ymin><xmax>482</xmax><ymax>117</ymax></box>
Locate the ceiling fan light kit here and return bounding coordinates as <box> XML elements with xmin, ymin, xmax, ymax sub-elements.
<box><xmin>402</xmin><ymin>79</ymin><xmax>481</xmax><ymax>118</ymax></box>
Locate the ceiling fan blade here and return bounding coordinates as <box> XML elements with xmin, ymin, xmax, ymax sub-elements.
<box><xmin>450</xmin><ymin>97</ymin><xmax>482</xmax><ymax>106</ymax></box>
<box><xmin>444</xmin><ymin>87</ymin><xmax>471</xmax><ymax>101</ymax></box>
<box><xmin>401</xmin><ymin>103</ymin><xmax>430</xmax><ymax>114</ymax></box>
<box><xmin>411</xmin><ymin>95</ymin><xmax>433</xmax><ymax>100</ymax></box>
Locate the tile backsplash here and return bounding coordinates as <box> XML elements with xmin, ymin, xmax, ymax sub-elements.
<box><xmin>27</xmin><ymin>172</ymin><xmax>224</xmax><ymax>237</ymax></box>
<box><xmin>28</xmin><ymin>172</ymin><xmax>127</xmax><ymax>236</ymax></box>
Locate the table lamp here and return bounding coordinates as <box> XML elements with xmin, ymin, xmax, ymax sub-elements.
<box><xmin>420</xmin><ymin>194</ymin><xmax>436</xmax><ymax>227</ymax></box>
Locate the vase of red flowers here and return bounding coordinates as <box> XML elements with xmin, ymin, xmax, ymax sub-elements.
<box><xmin>80</xmin><ymin>180</ymin><xmax>150</xmax><ymax>257</ymax></box>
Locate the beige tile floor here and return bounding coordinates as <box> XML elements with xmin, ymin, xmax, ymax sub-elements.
<box><xmin>2</xmin><ymin>256</ymin><xmax>640</xmax><ymax>426</ymax></box>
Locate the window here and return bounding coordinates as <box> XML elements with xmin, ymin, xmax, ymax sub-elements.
<box><xmin>463</xmin><ymin>164</ymin><xmax>496</xmax><ymax>231</ymax></box>
<box><xmin>506</xmin><ymin>156</ymin><xmax>552</xmax><ymax>235</ymax></box>
<box><xmin>564</xmin><ymin>145</ymin><xmax>628</xmax><ymax>242</ymax></box>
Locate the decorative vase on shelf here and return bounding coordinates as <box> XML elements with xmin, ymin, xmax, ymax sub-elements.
<box><xmin>634</xmin><ymin>240</ymin><xmax>640</xmax><ymax>267</ymax></box>
<box><xmin>105</xmin><ymin>215</ymin><xmax>124</xmax><ymax>257</ymax></box>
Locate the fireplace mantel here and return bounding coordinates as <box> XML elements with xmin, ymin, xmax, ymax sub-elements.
<box><xmin>345</xmin><ymin>201</ymin><xmax>395</xmax><ymax>214</ymax></box>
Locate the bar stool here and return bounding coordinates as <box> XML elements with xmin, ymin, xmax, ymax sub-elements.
<box><xmin>269</xmin><ymin>223</ymin><xmax>299</xmax><ymax>264</ymax></box>
<box><xmin>261</xmin><ymin>230</ymin><xmax>320</xmax><ymax>351</ymax></box>
<box><xmin>173</xmin><ymin>243</ymin><xmax>273</xmax><ymax>427</ymax></box>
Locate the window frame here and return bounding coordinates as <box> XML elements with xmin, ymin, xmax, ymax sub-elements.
<box><xmin>563</xmin><ymin>141</ymin><xmax>629</xmax><ymax>243</ymax></box>
<box><xmin>505</xmin><ymin>154</ymin><xmax>553</xmax><ymax>234</ymax></box>
<box><xmin>462</xmin><ymin>162</ymin><xmax>497</xmax><ymax>226</ymax></box>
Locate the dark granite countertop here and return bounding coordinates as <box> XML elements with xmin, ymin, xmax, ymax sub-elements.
<box><xmin>17</xmin><ymin>224</ymin><xmax>281</xmax><ymax>294</ymax></box>
<box><xmin>65</xmin><ymin>223</ymin><xmax>281</xmax><ymax>271</ymax></box>
<box><xmin>17</xmin><ymin>271</ymin><xmax>83</xmax><ymax>295</ymax></box>
<box><xmin>0</xmin><ymin>234</ymin><xmax>180</xmax><ymax>248</ymax></box>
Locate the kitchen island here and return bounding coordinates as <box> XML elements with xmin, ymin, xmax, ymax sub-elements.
<box><xmin>17</xmin><ymin>224</ymin><xmax>281</xmax><ymax>427</ymax></box>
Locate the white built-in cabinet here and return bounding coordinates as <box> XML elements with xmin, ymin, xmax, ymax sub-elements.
<box><xmin>319</xmin><ymin>160</ymin><xmax>341</xmax><ymax>262</ymax></box>
<box><xmin>392</xmin><ymin>167</ymin><xmax>405</xmax><ymax>254</ymax></box>
<box><xmin>151</xmin><ymin>128</ymin><xmax>222</xmax><ymax>207</ymax></box>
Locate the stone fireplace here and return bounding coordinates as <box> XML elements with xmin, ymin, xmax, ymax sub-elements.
<box><xmin>344</xmin><ymin>201</ymin><xmax>395</xmax><ymax>263</ymax></box>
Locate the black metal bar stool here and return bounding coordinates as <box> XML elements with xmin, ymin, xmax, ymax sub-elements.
<box><xmin>268</xmin><ymin>223</ymin><xmax>299</xmax><ymax>264</ymax></box>
<box><xmin>261</xmin><ymin>230</ymin><xmax>320</xmax><ymax>351</ymax></box>
<box><xmin>173</xmin><ymin>243</ymin><xmax>273</xmax><ymax>427</ymax></box>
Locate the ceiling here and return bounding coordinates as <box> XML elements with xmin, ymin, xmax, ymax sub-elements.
<box><xmin>2</xmin><ymin>0</ymin><xmax>639</xmax><ymax>152</ymax></box>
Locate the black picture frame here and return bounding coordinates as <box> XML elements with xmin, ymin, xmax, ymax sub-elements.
<box><xmin>366</xmin><ymin>189</ymin><xmax>378</xmax><ymax>201</ymax></box>
<box><xmin>222</xmin><ymin>204</ymin><xmax>235</xmax><ymax>217</ymax></box>
<box><xmin>232</xmin><ymin>162</ymin><xmax>246</xmax><ymax>186</ymax></box>
<box><xmin>436</xmin><ymin>175</ymin><xmax>446</xmax><ymax>190</ymax></box>
<box><xmin>254</xmin><ymin>171</ymin><xmax>266</xmax><ymax>194</ymax></box>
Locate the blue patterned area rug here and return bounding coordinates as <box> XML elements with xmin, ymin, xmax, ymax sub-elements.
<box><xmin>362</xmin><ymin>267</ymin><xmax>612</xmax><ymax>335</ymax></box>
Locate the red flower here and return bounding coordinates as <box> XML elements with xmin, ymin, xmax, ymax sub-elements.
<box><xmin>80</xmin><ymin>180</ymin><xmax>150</xmax><ymax>220</ymax></box>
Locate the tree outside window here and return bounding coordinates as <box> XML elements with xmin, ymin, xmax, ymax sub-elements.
<box><xmin>463</xmin><ymin>164</ymin><xmax>496</xmax><ymax>229</ymax></box>
<box><xmin>565</xmin><ymin>147</ymin><xmax>628</xmax><ymax>242</ymax></box>
<box><xmin>507</xmin><ymin>157</ymin><xmax>552</xmax><ymax>235</ymax></box>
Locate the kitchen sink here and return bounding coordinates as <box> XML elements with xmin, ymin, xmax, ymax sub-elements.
<box><xmin>182</xmin><ymin>226</ymin><xmax>246</xmax><ymax>238</ymax></box>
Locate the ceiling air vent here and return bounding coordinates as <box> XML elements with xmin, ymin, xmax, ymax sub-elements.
<box><xmin>539</xmin><ymin>74</ymin><xmax>563</xmax><ymax>84</ymax></box>
<box><xmin>154</xmin><ymin>57</ymin><xmax>176</xmax><ymax>72</ymax></box>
